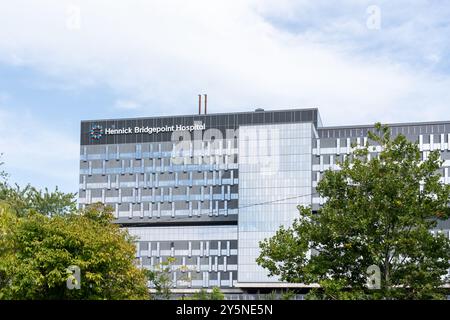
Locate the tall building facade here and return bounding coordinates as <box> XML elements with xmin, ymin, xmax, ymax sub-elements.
<box><xmin>79</xmin><ymin>108</ymin><xmax>450</xmax><ymax>294</ymax></box>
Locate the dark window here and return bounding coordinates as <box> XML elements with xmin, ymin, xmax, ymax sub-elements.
<box><xmin>246</xmin><ymin>113</ymin><xmax>252</xmax><ymax>124</ymax></box>
<box><xmin>274</xmin><ymin>112</ymin><xmax>282</xmax><ymax>123</ymax></box>
<box><xmin>254</xmin><ymin>112</ymin><xmax>263</xmax><ymax>124</ymax></box>
<box><xmin>264</xmin><ymin>112</ymin><xmax>273</xmax><ymax>124</ymax></box>
<box><xmin>238</xmin><ymin>114</ymin><xmax>246</xmax><ymax>125</ymax></box>
<box><xmin>287</xmin><ymin>111</ymin><xmax>294</xmax><ymax>122</ymax></box>
<box><xmin>304</xmin><ymin>111</ymin><xmax>313</xmax><ymax>122</ymax></box>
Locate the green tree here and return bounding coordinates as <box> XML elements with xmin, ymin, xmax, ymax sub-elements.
<box><xmin>209</xmin><ymin>287</ymin><xmax>225</xmax><ymax>300</ymax></box>
<box><xmin>191</xmin><ymin>287</ymin><xmax>225</xmax><ymax>300</ymax></box>
<box><xmin>0</xmin><ymin>157</ymin><xmax>76</xmax><ymax>217</ymax></box>
<box><xmin>257</xmin><ymin>123</ymin><xmax>450</xmax><ymax>300</ymax></box>
<box><xmin>147</xmin><ymin>257</ymin><xmax>195</xmax><ymax>300</ymax></box>
<box><xmin>147</xmin><ymin>257</ymin><xmax>176</xmax><ymax>300</ymax></box>
<box><xmin>0</xmin><ymin>203</ymin><xmax>149</xmax><ymax>300</ymax></box>
<box><xmin>191</xmin><ymin>289</ymin><xmax>209</xmax><ymax>300</ymax></box>
<box><xmin>0</xmin><ymin>184</ymin><xmax>76</xmax><ymax>217</ymax></box>
<box><xmin>0</xmin><ymin>203</ymin><xmax>16</xmax><ymax>291</ymax></box>
<box><xmin>281</xmin><ymin>289</ymin><xmax>296</xmax><ymax>300</ymax></box>
<box><xmin>0</xmin><ymin>154</ymin><xmax>7</xmax><ymax>181</ymax></box>
<box><xmin>262</xmin><ymin>290</ymin><xmax>277</xmax><ymax>300</ymax></box>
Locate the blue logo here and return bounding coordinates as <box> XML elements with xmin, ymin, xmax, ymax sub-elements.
<box><xmin>90</xmin><ymin>125</ymin><xmax>104</xmax><ymax>140</ymax></box>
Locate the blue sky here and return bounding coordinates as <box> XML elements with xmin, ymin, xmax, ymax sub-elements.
<box><xmin>0</xmin><ymin>0</ymin><xmax>450</xmax><ymax>193</ymax></box>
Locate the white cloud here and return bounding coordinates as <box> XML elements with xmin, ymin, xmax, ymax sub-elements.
<box><xmin>0</xmin><ymin>107</ymin><xmax>79</xmax><ymax>192</ymax></box>
<box><xmin>0</xmin><ymin>0</ymin><xmax>449</xmax><ymax>128</ymax></box>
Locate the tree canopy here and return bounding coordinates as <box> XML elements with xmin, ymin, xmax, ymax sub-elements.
<box><xmin>0</xmin><ymin>203</ymin><xmax>149</xmax><ymax>300</ymax></box>
<box><xmin>0</xmin><ymin>183</ymin><xmax>77</xmax><ymax>217</ymax></box>
<box><xmin>257</xmin><ymin>123</ymin><xmax>450</xmax><ymax>299</ymax></box>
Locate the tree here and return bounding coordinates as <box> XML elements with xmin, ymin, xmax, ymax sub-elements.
<box><xmin>0</xmin><ymin>156</ymin><xmax>77</xmax><ymax>217</ymax></box>
<box><xmin>0</xmin><ymin>203</ymin><xmax>16</xmax><ymax>291</ymax></box>
<box><xmin>147</xmin><ymin>257</ymin><xmax>196</xmax><ymax>300</ymax></box>
<box><xmin>280</xmin><ymin>289</ymin><xmax>296</xmax><ymax>300</ymax></box>
<box><xmin>0</xmin><ymin>184</ymin><xmax>76</xmax><ymax>217</ymax></box>
<box><xmin>0</xmin><ymin>154</ymin><xmax>7</xmax><ymax>181</ymax></box>
<box><xmin>0</xmin><ymin>203</ymin><xmax>149</xmax><ymax>300</ymax></box>
<box><xmin>191</xmin><ymin>289</ymin><xmax>209</xmax><ymax>300</ymax></box>
<box><xmin>147</xmin><ymin>257</ymin><xmax>177</xmax><ymax>300</ymax></box>
<box><xmin>257</xmin><ymin>123</ymin><xmax>450</xmax><ymax>299</ymax></box>
<box><xmin>209</xmin><ymin>287</ymin><xmax>225</xmax><ymax>300</ymax></box>
<box><xmin>191</xmin><ymin>287</ymin><xmax>225</xmax><ymax>300</ymax></box>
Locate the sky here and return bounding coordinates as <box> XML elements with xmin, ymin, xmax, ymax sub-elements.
<box><xmin>0</xmin><ymin>0</ymin><xmax>449</xmax><ymax>193</ymax></box>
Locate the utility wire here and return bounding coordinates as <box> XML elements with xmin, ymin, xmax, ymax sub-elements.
<box><xmin>238</xmin><ymin>192</ymin><xmax>317</xmax><ymax>210</ymax></box>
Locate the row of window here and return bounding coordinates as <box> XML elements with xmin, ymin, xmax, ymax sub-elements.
<box><xmin>87</xmin><ymin>201</ymin><xmax>238</xmax><ymax>219</ymax></box>
<box><xmin>319</xmin><ymin>124</ymin><xmax>450</xmax><ymax>139</ymax></box>
<box><xmin>146</xmin><ymin>271</ymin><xmax>237</xmax><ymax>288</ymax></box>
<box><xmin>312</xmin><ymin>153</ymin><xmax>450</xmax><ymax>169</ymax></box>
<box><xmin>81</xmin><ymin>163</ymin><xmax>239</xmax><ymax>177</ymax></box>
<box><xmin>80</xmin><ymin>171</ymin><xmax>238</xmax><ymax>189</ymax></box>
<box><xmin>127</xmin><ymin>226</ymin><xmax>238</xmax><ymax>241</ymax></box>
<box><xmin>137</xmin><ymin>242</ymin><xmax>234</xmax><ymax>257</ymax></box>
<box><xmin>81</xmin><ymin>142</ymin><xmax>239</xmax><ymax>161</ymax></box>
<box><xmin>315</xmin><ymin>134</ymin><xmax>450</xmax><ymax>153</ymax></box>
<box><xmin>80</xmin><ymin>186</ymin><xmax>239</xmax><ymax>205</ymax></box>
<box><xmin>141</xmin><ymin>257</ymin><xmax>237</xmax><ymax>273</ymax></box>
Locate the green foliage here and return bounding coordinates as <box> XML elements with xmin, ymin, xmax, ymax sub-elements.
<box><xmin>147</xmin><ymin>257</ymin><xmax>176</xmax><ymax>300</ymax></box>
<box><xmin>0</xmin><ymin>203</ymin><xmax>149</xmax><ymax>300</ymax></box>
<box><xmin>263</xmin><ymin>290</ymin><xmax>277</xmax><ymax>300</ymax></box>
<box><xmin>147</xmin><ymin>257</ymin><xmax>200</xmax><ymax>300</ymax></box>
<box><xmin>209</xmin><ymin>287</ymin><xmax>225</xmax><ymax>300</ymax></box>
<box><xmin>0</xmin><ymin>156</ymin><xmax>77</xmax><ymax>218</ymax></box>
<box><xmin>0</xmin><ymin>183</ymin><xmax>77</xmax><ymax>217</ymax></box>
<box><xmin>257</xmin><ymin>123</ymin><xmax>450</xmax><ymax>300</ymax></box>
<box><xmin>281</xmin><ymin>289</ymin><xmax>296</xmax><ymax>300</ymax></box>
<box><xmin>192</xmin><ymin>289</ymin><xmax>209</xmax><ymax>300</ymax></box>
<box><xmin>191</xmin><ymin>287</ymin><xmax>225</xmax><ymax>300</ymax></box>
<box><xmin>0</xmin><ymin>154</ymin><xmax>7</xmax><ymax>181</ymax></box>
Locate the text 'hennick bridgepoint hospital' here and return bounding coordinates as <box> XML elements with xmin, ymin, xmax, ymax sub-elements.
<box><xmin>104</xmin><ymin>123</ymin><xmax>206</xmax><ymax>136</ymax></box>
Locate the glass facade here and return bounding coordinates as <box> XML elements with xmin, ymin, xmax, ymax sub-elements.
<box><xmin>238</xmin><ymin>123</ymin><xmax>313</xmax><ymax>283</ymax></box>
